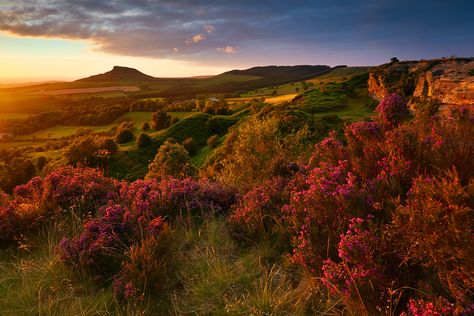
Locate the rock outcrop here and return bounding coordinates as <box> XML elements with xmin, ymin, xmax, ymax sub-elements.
<box><xmin>368</xmin><ymin>58</ymin><xmax>474</xmax><ymax>107</ymax></box>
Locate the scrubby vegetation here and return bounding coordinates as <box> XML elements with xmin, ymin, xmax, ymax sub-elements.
<box><xmin>1</xmin><ymin>64</ymin><xmax>473</xmax><ymax>315</ymax></box>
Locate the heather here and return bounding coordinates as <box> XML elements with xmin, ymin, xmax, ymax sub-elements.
<box><xmin>229</xmin><ymin>99</ymin><xmax>474</xmax><ymax>314</ymax></box>
<box><xmin>1</xmin><ymin>94</ymin><xmax>473</xmax><ymax>315</ymax></box>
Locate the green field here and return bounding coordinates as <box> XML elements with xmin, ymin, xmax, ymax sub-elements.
<box><xmin>5</xmin><ymin>111</ymin><xmax>193</xmax><ymax>142</ymax></box>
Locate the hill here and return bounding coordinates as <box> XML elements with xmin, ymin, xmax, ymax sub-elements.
<box><xmin>76</xmin><ymin>66</ymin><xmax>158</xmax><ymax>83</ymax></box>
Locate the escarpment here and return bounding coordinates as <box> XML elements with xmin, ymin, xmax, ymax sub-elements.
<box><xmin>368</xmin><ymin>58</ymin><xmax>474</xmax><ymax>107</ymax></box>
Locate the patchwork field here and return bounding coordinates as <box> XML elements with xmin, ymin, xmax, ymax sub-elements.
<box><xmin>39</xmin><ymin>85</ymin><xmax>140</xmax><ymax>96</ymax></box>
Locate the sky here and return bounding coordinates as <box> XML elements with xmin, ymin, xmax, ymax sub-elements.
<box><xmin>0</xmin><ymin>0</ymin><xmax>473</xmax><ymax>82</ymax></box>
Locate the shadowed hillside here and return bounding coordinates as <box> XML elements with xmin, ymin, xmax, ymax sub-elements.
<box><xmin>76</xmin><ymin>66</ymin><xmax>159</xmax><ymax>83</ymax></box>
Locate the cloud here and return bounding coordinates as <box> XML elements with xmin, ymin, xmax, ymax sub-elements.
<box><xmin>0</xmin><ymin>1</ymin><xmax>472</xmax><ymax>66</ymax></box>
<box><xmin>204</xmin><ymin>24</ymin><xmax>215</xmax><ymax>34</ymax></box>
<box><xmin>173</xmin><ymin>47</ymin><xmax>179</xmax><ymax>52</ymax></box>
<box><xmin>185</xmin><ymin>33</ymin><xmax>206</xmax><ymax>44</ymax></box>
<box><xmin>217</xmin><ymin>46</ymin><xmax>238</xmax><ymax>54</ymax></box>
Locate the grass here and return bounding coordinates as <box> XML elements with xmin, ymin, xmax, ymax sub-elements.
<box><xmin>7</xmin><ymin>111</ymin><xmax>193</xmax><ymax>142</ymax></box>
<box><xmin>265</xmin><ymin>93</ymin><xmax>298</xmax><ymax>104</ymax></box>
<box><xmin>241</xmin><ymin>67</ymin><xmax>371</xmax><ymax>98</ymax></box>
<box><xmin>0</xmin><ymin>216</ymin><xmax>124</xmax><ymax>316</ymax></box>
<box><xmin>290</xmin><ymin>73</ymin><xmax>375</xmax><ymax>121</ymax></box>
<box><xmin>0</xmin><ymin>212</ymin><xmax>344</xmax><ymax>315</ymax></box>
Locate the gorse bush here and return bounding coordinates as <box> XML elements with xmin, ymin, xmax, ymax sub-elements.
<box><xmin>147</xmin><ymin>141</ymin><xmax>196</xmax><ymax>179</ymax></box>
<box><xmin>211</xmin><ymin>116</ymin><xmax>308</xmax><ymax>190</ymax></box>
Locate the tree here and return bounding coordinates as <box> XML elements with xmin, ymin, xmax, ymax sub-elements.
<box><xmin>136</xmin><ymin>133</ymin><xmax>152</xmax><ymax>148</ymax></box>
<box><xmin>146</xmin><ymin>141</ymin><xmax>196</xmax><ymax>179</ymax></box>
<box><xmin>151</xmin><ymin>111</ymin><xmax>171</xmax><ymax>130</ymax></box>
<box><xmin>141</xmin><ymin>122</ymin><xmax>150</xmax><ymax>131</ymax></box>
<box><xmin>115</xmin><ymin>128</ymin><xmax>134</xmax><ymax>144</ymax></box>
<box><xmin>390</xmin><ymin>57</ymin><xmax>399</xmax><ymax>63</ymax></box>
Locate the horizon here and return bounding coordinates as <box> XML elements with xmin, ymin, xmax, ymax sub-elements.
<box><xmin>1</xmin><ymin>0</ymin><xmax>473</xmax><ymax>82</ymax></box>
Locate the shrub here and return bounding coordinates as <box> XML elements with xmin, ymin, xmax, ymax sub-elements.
<box><xmin>58</xmin><ymin>176</ymin><xmax>236</xmax><ymax>296</ymax></box>
<box><xmin>115</xmin><ymin>128</ymin><xmax>134</xmax><ymax>144</ymax></box>
<box><xmin>66</xmin><ymin>136</ymin><xmax>118</xmax><ymax>166</ymax></box>
<box><xmin>225</xmin><ymin>99</ymin><xmax>473</xmax><ymax>311</ymax></box>
<box><xmin>391</xmin><ymin>171</ymin><xmax>474</xmax><ymax>303</ymax></box>
<box><xmin>400</xmin><ymin>297</ymin><xmax>473</xmax><ymax>316</ymax></box>
<box><xmin>113</xmin><ymin>227</ymin><xmax>177</xmax><ymax>301</ymax></box>
<box><xmin>151</xmin><ymin>111</ymin><xmax>171</xmax><ymax>130</ymax></box>
<box><xmin>0</xmin><ymin>158</ymin><xmax>36</xmax><ymax>193</ymax></box>
<box><xmin>136</xmin><ymin>133</ymin><xmax>152</xmax><ymax>148</ymax></box>
<box><xmin>1</xmin><ymin>167</ymin><xmax>116</xmax><ymax>241</ymax></box>
<box><xmin>229</xmin><ymin>177</ymin><xmax>290</xmax><ymax>235</ymax></box>
<box><xmin>170</xmin><ymin>116</ymin><xmax>180</xmax><ymax>125</ymax></box>
<box><xmin>141</xmin><ymin>122</ymin><xmax>150</xmax><ymax>131</ymax></box>
<box><xmin>375</xmin><ymin>93</ymin><xmax>409</xmax><ymax>127</ymax></box>
<box><xmin>213</xmin><ymin>117</ymin><xmax>307</xmax><ymax>190</ymax></box>
<box><xmin>146</xmin><ymin>141</ymin><xmax>196</xmax><ymax>179</ymax></box>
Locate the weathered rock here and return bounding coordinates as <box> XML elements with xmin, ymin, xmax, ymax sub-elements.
<box><xmin>412</xmin><ymin>60</ymin><xmax>474</xmax><ymax>106</ymax></box>
<box><xmin>369</xmin><ymin>58</ymin><xmax>474</xmax><ymax>107</ymax></box>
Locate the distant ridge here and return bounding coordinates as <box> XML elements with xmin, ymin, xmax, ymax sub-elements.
<box><xmin>223</xmin><ymin>65</ymin><xmax>330</xmax><ymax>78</ymax></box>
<box><xmin>76</xmin><ymin>66</ymin><xmax>158</xmax><ymax>83</ymax></box>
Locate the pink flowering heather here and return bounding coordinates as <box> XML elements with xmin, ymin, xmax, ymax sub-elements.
<box><xmin>375</xmin><ymin>93</ymin><xmax>409</xmax><ymax>127</ymax></box>
<box><xmin>229</xmin><ymin>176</ymin><xmax>289</xmax><ymax>235</ymax></box>
<box><xmin>321</xmin><ymin>217</ymin><xmax>385</xmax><ymax>301</ymax></box>
<box><xmin>400</xmin><ymin>297</ymin><xmax>474</xmax><ymax>316</ymax></box>
<box><xmin>58</xmin><ymin>176</ymin><xmax>236</xmax><ymax>299</ymax></box>
<box><xmin>13</xmin><ymin>166</ymin><xmax>117</xmax><ymax>214</ymax></box>
<box><xmin>309</xmin><ymin>131</ymin><xmax>347</xmax><ymax>166</ymax></box>
<box><xmin>284</xmin><ymin>160</ymin><xmax>370</xmax><ymax>272</ymax></box>
<box><xmin>0</xmin><ymin>191</ymin><xmax>17</xmax><ymax>241</ymax></box>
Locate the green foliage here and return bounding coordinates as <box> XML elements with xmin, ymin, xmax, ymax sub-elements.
<box><xmin>0</xmin><ymin>158</ymin><xmax>36</xmax><ymax>193</ymax></box>
<box><xmin>136</xmin><ymin>133</ymin><xmax>152</xmax><ymax>148</ymax></box>
<box><xmin>65</xmin><ymin>136</ymin><xmax>117</xmax><ymax>166</ymax></box>
<box><xmin>205</xmin><ymin>115</ymin><xmax>240</xmax><ymax>135</ymax></box>
<box><xmin>157</xmin><ymin>112</ymin><xmax>212</xmax><ymax>147</ymax></box>
<box><xmin>292</xmin><ymin>73</ymin><xmax>369</xmax><ymax>114</ymax></box>
<box><xmin>151</xmin><ymin>110</ymin><xmax>171</xmax><ymax>130</ymax></box>
<box><xmin>146</xmin><ymin>141</ymin><xmax>196</xmax><ymax>179</ymax></box>
<box><xmin>115</xmin><ymin>128</ymin><xmax>134</xmax><ymax>144</ymax></box>
<box><xmin>210</xmin><ymin>116</ymin><xmax>308</xmax><ymax>190</ymax></box>
<box><xmin>140</xmin><ymin>121</ymin><xmax>150</xmax><ymax>131</ymax></box>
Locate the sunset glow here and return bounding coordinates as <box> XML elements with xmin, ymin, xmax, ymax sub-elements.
<box><xmin>0</xmin><ymin>32</ymin><xmax>232</xmax><ymax>82</ymax></box>
<box><xmin>1</xmin><ymin>1</ymin><xmax>472</xmax><ymax>82</ymax></box>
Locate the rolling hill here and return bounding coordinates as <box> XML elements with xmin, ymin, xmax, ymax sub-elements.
<box><xmin>76</xmin><ymin>66</ymin><xmax>158</xmax><ymax>83</ymax></box>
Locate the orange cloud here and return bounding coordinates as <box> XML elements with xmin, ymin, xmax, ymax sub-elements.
<box><xmin>217</xmin><ymin>46</ymin><xmax>238</xmax><ymax>54</ymax></box>
<box><xmin>185</xmin><ymin>34</ymin><xmax>206</xmax><ymax>44</ymax></box>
